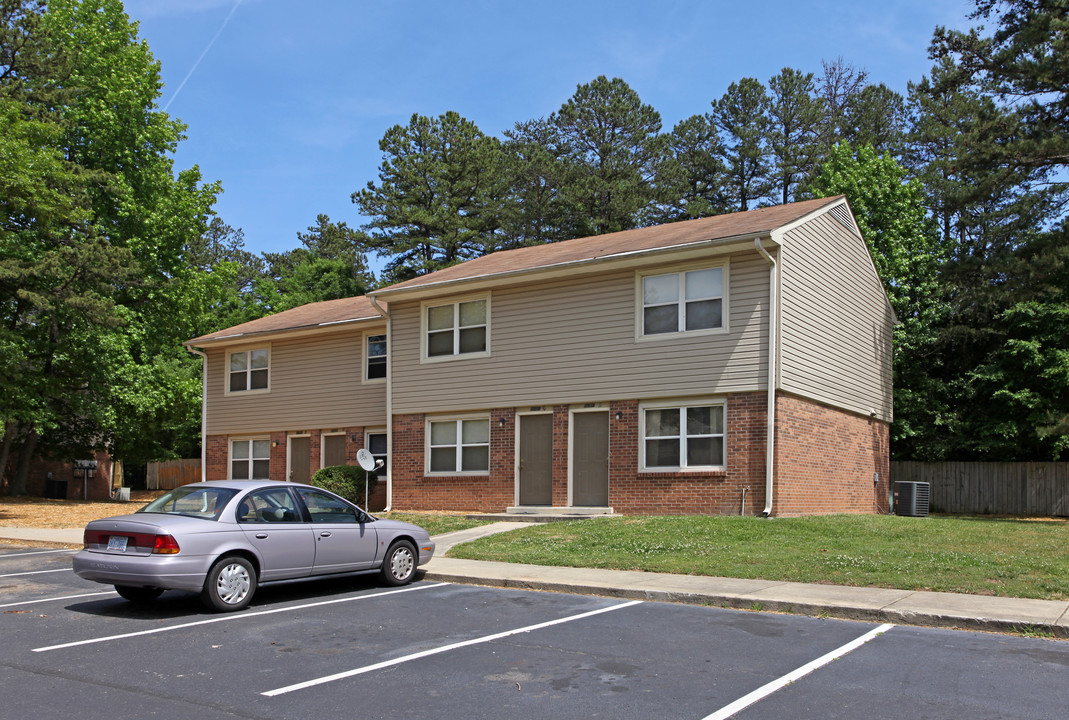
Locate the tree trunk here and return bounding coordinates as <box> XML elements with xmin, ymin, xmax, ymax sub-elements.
<box><xmin>11</xmin><ymin>426</ymin><xmax>38</xmax><ymax>496</ymax></box>
<box><xmin>0</xmin><ymin>422</ymin><xmax>14</xmax><ymax>495</ymax></box>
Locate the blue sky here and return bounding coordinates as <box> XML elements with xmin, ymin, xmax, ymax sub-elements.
<box><xmin>122</xmin><ymin>0</ymin><xmax>974</xmax><ymax>265</ymax></box>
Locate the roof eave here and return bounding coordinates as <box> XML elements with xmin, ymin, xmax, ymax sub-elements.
<box><xmin>183</xmin><ymin>314</ymin><xmax>385</xmax><ymax>349</ymax></box>
<box><xmin>370</xmin><ymin>232</ymin><xmax>778</xmax><ymax>302</ymax></box>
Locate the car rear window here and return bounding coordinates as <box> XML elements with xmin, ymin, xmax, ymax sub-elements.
<box><xmin>138</xmin><ymin>487</ymin><xmax>239</xmax><ymax>519</ymax></box>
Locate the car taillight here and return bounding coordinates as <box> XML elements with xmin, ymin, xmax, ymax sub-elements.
<box><xmin>152</xmin><ymin>534</ymin><xmax>180</xmax><ymax>554</ymax></box>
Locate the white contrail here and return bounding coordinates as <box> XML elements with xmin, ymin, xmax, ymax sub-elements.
<box><xmin>162</xmin><ymin>0</ymin><xmax>243</xmax><ymax>112</ymax></box>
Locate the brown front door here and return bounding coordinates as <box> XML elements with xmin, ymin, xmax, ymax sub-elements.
<box><xmin>518</xmin><ymin>414</ymin><xmax>553</xmax><ymax>506</ymax></box>
<box><xmin>289</xmin><ymin>436</ymin><xmax>311</xmax><ymax>483</ymax></box>
<box><xmin>572</xmin><ymin>412</ymin><xmax>608</xmax><ymax>506</ymax></box>
<box><xmin>322</xmin><ymin>434</ymin><xmax>346</xmax><ymax>467</ymax></box>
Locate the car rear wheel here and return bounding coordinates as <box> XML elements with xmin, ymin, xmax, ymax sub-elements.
<box><xmin>114</xmin><ymin>585</ymin><xmax>163</xmax><ymax>604</ymax></box>
<box><xmin>380</xmin><ymin>540</ymin><xmax>417</xmax><ymax>586</ymax></box>
<box><xmin>201</xmin><ymin>555</ymin><xmax>257</xmax><ymax>612</ymax></box>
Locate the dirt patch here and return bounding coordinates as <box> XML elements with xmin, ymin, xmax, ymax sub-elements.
<box><xmin>0</xmin><ymin>492</ymin><xmax>163</xmax><ymax>529</ymax></box>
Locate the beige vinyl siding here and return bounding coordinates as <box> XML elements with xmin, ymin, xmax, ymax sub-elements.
<box><xmin>391</xmin><ymin>253</ymin><xmax>770</xmax><ymax>415</ymax></box>
<box><xmin>205</xmin><ymin>328</ymin><xmax>386</xmax><ymax>434</ymax></box>
<box><xmin>778</xmin><ymin>213</ymin><xmax>894</xmax><ymax>420</ymax></box>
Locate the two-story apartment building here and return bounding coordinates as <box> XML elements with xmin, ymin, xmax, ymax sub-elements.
<box><xmin>186</xmin><ymin>196</ymin><xmax>894</xmax><ymax>516</ymax></box>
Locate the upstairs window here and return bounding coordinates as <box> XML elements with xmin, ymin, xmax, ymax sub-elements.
<box><xmin>641</xmin><ymin>266</ymin><xmax>724</xmax><ymax>336</ymax></box>
<box><xmin>228</xmin><ymin>348</ymin><xmax>269</xmax><ymax>393</ymax></box>
<box><xmin>425</xmin><ymin>298</ymin><xmax>488</xmax><ymax>359</ymax></box>
<box><xmin>366</xmin><ymin>334</ymin><xmax>387</xmax><ymax>381</ymax></box>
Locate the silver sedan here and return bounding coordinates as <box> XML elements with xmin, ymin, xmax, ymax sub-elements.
<box><xmin>73</xmin><ymin>480</ymin><xmax>435</xmax><ymax>612</ymax></box>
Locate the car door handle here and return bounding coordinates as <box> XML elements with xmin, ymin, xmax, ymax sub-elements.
<box><xmin>319</xmin><ymin>531</ymin><xmax>332</xmax><ymax>538</ymax></box>
<box><xmin>255</xmin><ymin>533</ymin><xmax>268</xmax><ymax>539</ymax></box>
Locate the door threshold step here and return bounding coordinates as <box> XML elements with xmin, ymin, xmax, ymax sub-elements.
<box><xmin>466</xmin><ymin>507</ymin><xmax>617</xmax><ymax>523</ymax></box>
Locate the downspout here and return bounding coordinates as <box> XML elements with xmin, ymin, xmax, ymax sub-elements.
<box><xmin>754</xmin><ymin>238</ymin><xmax>777</xmax><ymax>518</ymax></box>
<box><xmin>368</xmin><ymin>295</ymin><xmax>393</xmax><ymax>512</ymax></box>
<box><xmin>185</xmin><ymin>347</ymin><xmax>209</xmax><ymax>483</ymax></box>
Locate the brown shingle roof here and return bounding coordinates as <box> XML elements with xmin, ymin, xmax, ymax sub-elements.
<box><xmin>374</xmin><ymin>196</ymin><xmax>843</xmax><ymax>296</ymax></box>
<box><xmin>185</xmin><ymin>295</ymin><xmax>383</xmax><ymax>346</ymax></box>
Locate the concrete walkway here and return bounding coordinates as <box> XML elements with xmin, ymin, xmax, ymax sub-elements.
<box><xmin>2</xmin><ymin>521</ymin><xmax>1067</xmax><ymax>638</ymax></box>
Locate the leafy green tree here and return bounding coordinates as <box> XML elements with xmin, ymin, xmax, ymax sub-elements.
<box><xmin>711</xmin><ymin>77</ymin><xmax>772</xmax><ymax>211</ymax></box>
<box><xmin>766</xmin><ymin>67</ymin><xmax>824</xmax><ymax>204</ymax></box>
<box><xmin>352</xmin><ymin>111</ymin><xmax>506</xmax><ymax>282</ymax></box>
<box><xmin>810</xmin><ymin>143</ymin><xmax>946</xmax><ymax>459</ymax></box>
<box><xmin>1</xmin><ymin>0</ymin><xmax>220</xmax><ymax>485</ymax></box>
<box><xmin>955</xmin><ymin>221</ymin><xmax>1069</xmax><ymax>459</ymax></box>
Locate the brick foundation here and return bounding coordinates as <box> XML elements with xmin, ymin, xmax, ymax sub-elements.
<box><xmin>202</xmin><ymin>392</ymin><xmax>890</xmax><ymax>517</ymax></box>
<box><xmin>387</xmin><ymin>391</ymin><xmax>889</xmax><ymax>516</ymax></box>
<box><xmin>772</xmin><ymin>393</ymin><xmax>891</xmax><ymax>516</ymax></box>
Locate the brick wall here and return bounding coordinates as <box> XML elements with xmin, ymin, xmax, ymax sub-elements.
<box><xmin>609</xmin><ymin>393</ymin><xmax>768</xmax><ymax>515</ymax></box>
<box><xmin>388</xmin><ymin>393</ymin><xmax>772</xmax><ymax>515</ymax></box>
<box><xmin>205</xmin><ymin>391</ymin><xmax>890</xmax><ymax>517</ymax></box>
<box><xmin>773</xmin><ymin>392</ymin><xmax>891</xmax><ymax>516</ymax></box>
<box><xmin>389</xmin><ymin>412</ymin><xmax>515</xmax><ymax>511</ymax></box>
<box><xmin>5</xmin><ymin>450</ymin><xmax>113</xmax><ymax>500</ymax></box>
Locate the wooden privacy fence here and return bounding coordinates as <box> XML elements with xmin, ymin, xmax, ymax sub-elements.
<box><xmin>147</xmin><ymin>459</ymin><xmax>202</xmax><ymax>490</ymax></box>
<box><xmin>890</xmin><ymin>462</ymin><xmax>1069</xmax><ymax>516</ymax></box>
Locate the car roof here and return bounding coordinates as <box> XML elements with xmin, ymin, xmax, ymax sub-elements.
<box><xmin>174</xmin><ymin>480</ymin><xmax>314</xmax><ymax>492</ymax></box>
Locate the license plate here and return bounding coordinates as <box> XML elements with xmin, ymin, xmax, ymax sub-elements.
<box><xmin>107</xmin><ymin>536</ymin><xmax>128</xmax><ymax>552</ymax></box>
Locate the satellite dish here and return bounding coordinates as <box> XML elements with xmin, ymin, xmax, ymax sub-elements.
<box><xmin>356</xmin><ymin>448</ymin><xmax>376</xmax><ymax>472</ymax></box>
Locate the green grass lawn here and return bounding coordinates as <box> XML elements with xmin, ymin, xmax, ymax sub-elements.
<box><xmin>379</xmin><ymin>511</ymin><xmax>491</xmax><ymax>537</ymax></box>
<box><xmin>447</xmin><ymin>514</ymin><xmax>1069</xmax><ymax>601</ymax></box>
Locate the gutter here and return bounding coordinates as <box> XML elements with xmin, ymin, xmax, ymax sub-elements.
<box><xmin>753</xmin><ymin>238</ymin><xmax>778</xmax><ymax>518</ymax></box>
<box><xmin>368</xmin><ymin>295</ymin><xmax>393</xmax><ymax>512</ymax></box>
<box><xmin>185</xmin><ymin>347</ymin><xmax>209</xmax><ymax>483</ymax></box>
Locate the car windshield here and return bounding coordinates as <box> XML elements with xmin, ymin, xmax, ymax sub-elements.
<box><xmin>137</xmin><ymin>486</ymin><xmax>239</xmax><ymax>519</ymax></box>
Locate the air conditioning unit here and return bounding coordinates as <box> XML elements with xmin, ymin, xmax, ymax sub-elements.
<box><xmin>894</xmin><ymin>481</ymin><xmax>930</xmax><ymax>517</ymax></box>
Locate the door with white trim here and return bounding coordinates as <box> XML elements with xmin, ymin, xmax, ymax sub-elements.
<box><xmin>571</xmin><ymin>411</ymin><xmax>609</xmax><ymax>506</ymax></box>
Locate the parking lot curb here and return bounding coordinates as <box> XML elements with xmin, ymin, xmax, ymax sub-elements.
<box><xmin>421</xmin><ymin>557</ymin><xmax>1069</xmax><ymax>639</ymax></box>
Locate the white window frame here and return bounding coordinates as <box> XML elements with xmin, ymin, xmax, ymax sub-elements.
<box><xmin>639</xmin><ymin>399</ymin><xmax>726</xmax><ymax>472</ymax></box>
<box><xmin>363</xmin><ymin>331</ymin><xmax>387</xmax><ymax>384</ymax></box>
<box><xmin>224</xmin><ymin>345</ymin><xmax>271</xmax><ymax>396</ymax></box>
<box><xmin>425</xmin><ymin>416</ymin><xmax>491</xmax><ymax>475</ymax></box>
<box><xmin>420</xmin><ymin>294</ymin><xmax>491</xmax><ymax>363</ymax></box>
<box><xmin>365</xmin><ymin>428</ymin><xmax>388</xmax><ymax>474</ymax></box>
<box><xmin>635</xmin><ymin>261</ymin><xmax>729</xmax><ymax>340</ymax></box>
<box><xmin>229</xmin><ymin>437</ymin><xmax>271</xmax><ymax>480</ymax></box>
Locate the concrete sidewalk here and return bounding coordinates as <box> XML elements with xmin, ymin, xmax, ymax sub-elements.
<box><xmin>2</xmin><ymin>522</ymin><xmax>1067</xmax><ymax>638</ymax></box>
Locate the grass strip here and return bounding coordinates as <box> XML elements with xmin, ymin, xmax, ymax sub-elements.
<box><xmin>448</xmin><ymin>514</ymin><xmax>1069</xmax><ymax>601</ymax></box>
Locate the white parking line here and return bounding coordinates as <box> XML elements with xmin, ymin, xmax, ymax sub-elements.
<box><xmin>701</xmin><ymin>623</ymin><xmax>895</xmax><ymax>720</ymax></box>
<box><xmin>0</xmin><ymin>591</ymin><xmax>115</xmax><ymax>609</ymax></box>
<box><xmin>0</xmin><ymin>568</ymin><xmax>71</xmax><ymax>578</ymax></box>
<box><xmin>262</xmin><ymin>599</ymin><xmax>645</xmax><ymax>697</ymax></box>
<box><xmin>33</xmin><ymin>582</ymin><xmax>449</xmax><ymax>652</ymax></box>
<box><xmin>0</xmin><ymin>549</ymin><xmax>77</xmax><ymax>559</ymax></box>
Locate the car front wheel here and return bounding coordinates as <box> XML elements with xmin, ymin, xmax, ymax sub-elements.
<box><xmin>115</xmin><ymin>585</ymin><xmax>163</xmax><ymax>604</ymax></box>
<box><xmin>380</xmin><ymin>540</ymin><xmax>417</xmax><ymax>586</ymax></box>
<box><xmin>201</xmin><ymin>555</ymin><xmax>257</xmax><ymax>612</ymax></box>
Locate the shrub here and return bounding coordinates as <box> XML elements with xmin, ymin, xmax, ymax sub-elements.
<box><xmin>311</xmin><ymin>465</ymin><xmax>376</xmax><ymax>506</ymax></box>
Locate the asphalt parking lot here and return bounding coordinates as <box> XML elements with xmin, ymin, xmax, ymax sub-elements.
<box><xmin>2</xmin><ymin>544</ymin><xmax>1067</xmax><ymax>720</ymax></box>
